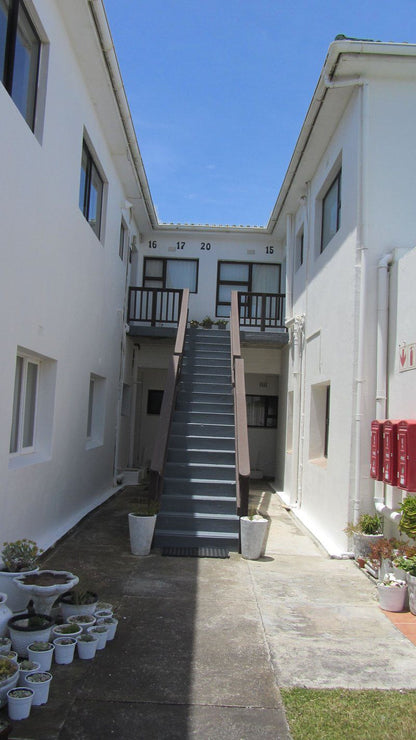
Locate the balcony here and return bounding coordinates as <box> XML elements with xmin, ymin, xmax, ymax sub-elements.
<box><xmin>127</xmin><ymin>287</ymin><xmax>288</xmax><ymax>346</ymax></box>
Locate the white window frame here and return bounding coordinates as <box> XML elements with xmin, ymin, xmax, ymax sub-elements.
<box><xmin>9</xmin><ymin>353</ymin><xmax>39</xmax><ymax>455</ymax></box>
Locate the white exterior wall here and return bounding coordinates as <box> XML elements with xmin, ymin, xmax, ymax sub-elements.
<box><xmin>0</xmin><ymin>1</ymin><xmax>140</xmax><ymax>551</ymax></box>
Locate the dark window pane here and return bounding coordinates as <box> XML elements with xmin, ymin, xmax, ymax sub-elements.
<box><xmin>0</xmin><ymin>0</ymin><xmax>10</xmax><ymax>83</ymax></box>
<box><xmin>22</xmin><ymin>360</ymin><xmax>37</xmax><ymax>447</ymax></box>
<box><xmin>12</xmin><ymin>2</ymin><xmax>40</xmax><ymax>128</ymax></box>
<box><xmin>9</xmin><ymin>354</ymin><xmax>23</xmax><ymax>453</ymax></box>
<box><xmin>321</xmin><ymin>172</ymin><xmax>341</xmax><ymax>251</ymax></box>
<box><xmin>88</xmin><ymin>161</ymin><xmax>103</xmax><ymax>236</ymax></box>
<box><xmin>147</xmin><ymin>389</ymin><xmax>163</xmax><ymax>415</ymax></box>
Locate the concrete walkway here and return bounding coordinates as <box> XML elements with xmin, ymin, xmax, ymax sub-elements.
<box><xmin>2</xmin><ymin>483</ymin><xmax>416</xmax><ymax>739</ymax></box>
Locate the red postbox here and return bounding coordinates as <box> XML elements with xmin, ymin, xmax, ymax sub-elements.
<box><xmin>397</xmin><ymin>420</ymin><xmax>416</xmax><ymax>492</ymax></box>
<box><xmin>370</xmin><ymin>420</ymin><xmax>384</xmax><ymax>481</ymax></box>
<box><xmin>383</xmin><ymin>420</ymin><xmax>399</xmax><ymax>485</ymax></box>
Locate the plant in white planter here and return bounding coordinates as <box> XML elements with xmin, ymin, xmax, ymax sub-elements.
<box><xmin>24</xmin><ymin>671</ymin><xmax>52</xmax><ymax>706</ymax></box>
<box><xmin>53</xmin><ymin>637</ymin><xmax>77</xmax><ymax>665</ymax></box>
<box><xmin>59</xmin><ymin>589</ymin><xmax>98</xmax><ymax>619</ymax></box>
<box><xmin>68</xmin><ymin>613</ymin><xmax>96</xmax><ymax>633</ymax></box>
<box><xmin>0</xmin><ymin>657</ymin><xmax>19</xmax><ymax>709</ymax></box>
<box><xmin>18</xmin><ymin>659</ymin><xmax>40</xmax><ymax>686</ymax></box>
<box><xmin>394</xmin><ymin>555</ymin><xmax>416</xmax><ymax>615</ymax></box>
<box><xmin>0</xmin><ymin>638</ymin><xmax>11</xmax><ymax>656</ymax></box>
<box><xmin>76</xmin><ymin>633</ymin><xmax>99</xmax><ymax>660</ymax></box>
<box><xmin>8</xmin><ymin>611</ymin><xmax>54</xmax><ymax>658</ymax></box>
<box><xmin>96</xmin><ymin>616</ymin><xmax>118</xmax><ymax>641</ymax></box>
<box><xmin>7</xmin><ymin>687</ymin><xmax>34</xmax><ymax>720</ymax></box>
<box><xmin>27</xmin><ymin>642</ymin><xmax>55</xmax><ymax>671</ymax></box>
<box><xmin>344</xmin><ymin>513</ymin><xmax>383</xmax><ymax>561</ymax></box>
<box><xmin>377</xmin><ymin>573</ymin><xmax>408</xmax><ymax>612</ymax></box>
<box><xmin>52</xmin><ymin>622</ymin><xmax>82</xmax><ymax>640</ymax></box>
<box><xmin>128</xmin><ymin>498</ymin><xmax>159</xmax><ymax>556</ymax></box>
<box><xmin>240</xmin><ymin>508</ymin><xmax>269</xmax><ymax>560</ymax></box>
<box><xmin>87</xmin><ymin>624</ymin><xmax>109</xmax><ymax>650</ymax></box>
<box><xmin>0</xmin><ymin>540</ymin><xmax>42</xmax><ymax>613</ymax></box>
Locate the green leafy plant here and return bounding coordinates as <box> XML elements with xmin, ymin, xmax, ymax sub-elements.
<box><xmin>344</xmin><ymin>513</ymin><xmax>383</xmax><ymax>536</ymax></box>
<box><xmin>28</xmin><ymin>641</ymin><xmax>52</xmax><ymax>652</ymax></box>
<box><xmin>201</xmin><ymin>316</ymin><xmax>213</xmax><ymax>329</ymax></box>
<box><xmin>26</xmin><ymin>672</ymin><xmax>50</xmax><ymax>682</ymax></box>
<box><xmin>54</xmin><ymin>624</ymin><xmax>80</xmax><ymax>634</ymax></box>
<box><xmin>0</xmin><ymin>657</ymin><xmax>18</xmax><ymax>681</ymax></box>
<box><xmin>1</xmin><ymin>539</ymin><xmax>41</xmax><ymax>572</ymax></box>
<box><xmin>216</xmin><ymin>319</ymin><xmax>228</xmax><ymax>329</ymax></box>
<box><xmin>393</xmin><ymin>554</ymin><xmax>416</xmax><ymax>577</ymax></box>
<box><xmin>133</xmin><ymin>496</ymin><xmax>159</xmax><ymax>517</ymax></box>
<box><xmin>19</xmin><ymin>660</ymin><xmax>38</xmax><ymax>670</ymax></box>
<box><xmin>8</xmin><ymin>688</ymin><xmax>33</xmax><ymax>698</ymax></box>
<box><xmin>189</xmin><ymin>319</ymin><xmax>199</xmax><ymax>328</ymax></box>
<box><xmin>78</xmin><ymin>633</ymin><xmax>97</xmax><ymax>642</ymax></box>
<box><xmin>399</xmin><ymin>496</ymin><xmax>416</xmax><ymax>541</ymax></box>
<box><xmin>61</xmin><ymin>589</ymin><xmax>97</xmax><ymax>605</ymax></box>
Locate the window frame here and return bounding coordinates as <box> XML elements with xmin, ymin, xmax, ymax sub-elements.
<box><xmin>119</xmin><ymin>221</ymin><xmax>126</xmax><ymax>261</ymax></box>
<box><xmin>216</xmin><ymin>260</ymin><xmax>281</xmax><ymax>317</ymax></box>
<box><xmin>295</xmin><ymin>227</ymin><xmax>304</xmax><ymax>272</ymax></box>
<box><xmin>246</xmin><ymin>394</ymin><xmax>278</xmax><ymax>429</ymax></box>
<box><xmin>146</xmin><ymin>389</ymin><xmax>164</xmax><ymax>415</ymax></box>
<box><xmin>1</xmin><ymin>0</ymin><xmax>41</xmax><ymax>131</ymax></box>
<box><xmin>79</xmin><ymin>140</ymin><xmax>104</xmax><ymax>239</ymax></box>
<box><xmin>320</xmin><ymin>169</ymin><xmax>342</xmax><ymax>252</ymax></box>
<box><xmin>143</xmin><ymin>257</ymin><xmax>199</xmax><ymax>293</ymax></box>
<box><xmin>9</xmin><ymin>353</ymin><xmax>39</xmax><ymax>455</ymax></box>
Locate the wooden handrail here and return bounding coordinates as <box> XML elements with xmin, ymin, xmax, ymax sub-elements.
<box><xmin>148</xmin><ymin>290</ymin><xmax>189</xmax><ymax>502</ymax></box>
<box><xmin>230</xmin><ymin>291</ymin><xmax>250</xmax><ymax>518</ymax></box>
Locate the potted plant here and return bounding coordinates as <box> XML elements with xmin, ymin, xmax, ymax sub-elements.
<box><xmin>215</xmin><ymin>319</ymin><xmax>228</xmax><ymax>329</ymax></box>
<box><xmin>399</xmin><ymin>496</ymin><xmax>416</xmax><ymax>540</ymax></box>
<box><xmin>376</xmin><ymin>572</ymin><xmax>408</xmax><ymax>612</ymax></box>
<box><xmin>369</xmin><ymin>538</ymin><xmax>415</xmax><ymax>580</ymax></box>
<box><xmin>189</xmin><ymin>319</ymin><xmax>199</xmax><ymax>329</ymax></box>
<box><xmin>24</xmin><ymin>671</ymin><xmax>52</xmax><ymax>706</ymax></box>
<box><xmin>27</xmin><ymin>641</ymin><xmax>55</xmax><ymax>671</ymax></box>
<box><xmin>18</xmin><ymin>659</ymin><xmax>40</xmax><ymax>686</ymax></box>
<box><xmin>0</xmin><ymin>593</ymin><xmax>12</xmax><ymax>638</ymax></box>
<box><xmin>0</xmin><ymin>657</ymin><xmax>19</xmax><ymax>709</ymax></box>
<box><xmin>53</xmin><ymin>636</ymin><xmax>77</xmax><ymax>664</ymax></box>
<box><xmin>7</xmin><ymin>686</ymin><xmax>34</xmax><ymax>720</ymax></box>
<box><xmin>0</xmin><ymin>540</ymin><xmax>42</xmax><ymax>613</ymax></box>
<box><xmin>76</xmin><ymin>633</ymin><xmax>99</xmax><ymax>660</ymax></box>
<box><xmin>59</xmin><ymin>589</ymin><xmax>98</xmax><ymax>619</ymax></box>
<box><xmin>128</xmin><ymin>497</ymin><xmax>159</xmax><ymax>556</ymax></box>
<box><xmin>8</xmin><ymin>610</ymin><xmax>54</xmax><ymax>658</ymax></box>
<box><xmin>52</xmin><ymin>622</ymin><xmax>82</xmax><ymax>640</ymax></box>
<box><xmin>344</xmin><ymin>513</ymin><xmax>383</xmax><ymax>561</ymax></box>
<box><xmin>200</xmin><ymin>316</ymin><xmax>213</xmax><ymax>329</ymax></box>
<box><xmin>240</xmin><ymin>507</ymin><xmax>269</xmax><ymax>560</ymax></box>
<box><xmin>0</xmin><ymin>719</ymin><xmax>12</xmax><ymax>739</ymax></box>
<box><xmin>0</xmin><ymin>638</ymin><xmax>11</xmax><ymax>656</ymax></box>
<box><xmin>87</xmin><ymin>624</ymin><xmax>109</xmax><ymax>650</ymax></box>
<box><xmin>96</xmin><ymin>616</ymin><xmax>118</xmax><ymax>641</ymax></box>
<box><xmin>68</xmin><ymin>613</ymin><xmax>96</xmax><ymax>632</ymax></box>
<box><xmin>393</xmin><ymin>554</ymin><xmax>416</xmax><ymax>615</ymax></box>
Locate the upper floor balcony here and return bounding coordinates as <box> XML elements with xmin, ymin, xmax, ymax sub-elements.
<box><xmin>127</xmin><ymin>287</ymin><xmax>288</xmax><ymax>347</ymax></box>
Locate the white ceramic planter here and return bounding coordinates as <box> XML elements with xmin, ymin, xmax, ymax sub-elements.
<box><xmin>59</xmin><ymin>592</ymin><xmax>98</xmax><ymax>619</ymax></box>
<box><xmin>52</xmin><ymin>623</ymin><xmax>82</xmax><ymax>641</ymax></box>
<box><xmin>27</xmin><ymin>643</ymin><xmax>55</xmax><ymax>671</ymax></box>
<box><xmin>0</xmin><ymin>593</ymin><xmax>12</xmax><ymax>637</ymax></box>
<box><xmin>24</xmin><ymin>671</ymin><xmax>52</xmax><ymax>706</ymax></box>
<box><xmin>377</xmin><ymin>583</ymin><xmax>407</xmax><ymax>612</ymax></box>
<box><xmin>0</xmin><ymin>637</ymin><xmax>12</xmax><ymax>655</ymax></box>
<box><xmin>53</xmin><ymin>637</ymin><xmax>77</xmax><ymax>664</ymax></box>
<box><xmin>87</xmin><ymin>625</ymin><xmax>109</xmax><ymax>650</ymax></box>
<box><xmin>128</xmin><ymin>513</ymin><xmax>156</xmax><ymax>556</ymax></box>
<box><xmin>0</xmin><ymin>568</ymin><xmax>39</xmax><ymax>613</ymax></box>
<box><xmin>352</xmin><ymin>533</ymin><xmax>384</xmax><ymax>561</ymax></box>
<box><xmin>96</xmin><ymin>617</ymin><xmax>118</xmax><ymax>640</ymax></box>
<box><xmin>0</xmin><ymin>658</ymin><xmax>19</xmax><ymax>708</ymax></box>
<box><xmin>76</xmin><ymin>635</ymin><xmax>98</xmax><ymax>660</ymax></box>
<box><xmin>8</xmin><ymin>613</ymin><xmax>54</xmax><ymax>657</ymax></box>
<box><xmin>68</xmin><ymin>614</ymin><xmax>96</xmax><ymax>633</ymax></box>
<box><xmin>7</xmin><ymin>687</ymin><xmax>34</xmax><ymax>720</ymax></box>
<box><xmin>240</xmin><ymin>515</ymin><xmax>269</xmax><ymax>560</ymax></box>
<box><xmin>18</xmin><ymin>660</ymin><xmax>41</xmax><ymax>687</ymax></box>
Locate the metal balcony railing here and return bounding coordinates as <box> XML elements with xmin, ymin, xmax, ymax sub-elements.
<box><xmin>237</xmin><ymin>292</ymin><xmax>286</xmax><ymax>331</ymax></box>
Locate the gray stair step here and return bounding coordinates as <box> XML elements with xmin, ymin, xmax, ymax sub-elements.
<box><xmin>176</xmin><ymin>391</ymin><xmax>233</xmax><ymax>405</ymax></box>
<box><xmin>160</xmin><ymin>493</ymin><xmax>236</xmax><ymax>515</ymax></box>
<box><xmin>182</xmin><ymin>357</ymin><xmax>230</xmax><ymax>369</ymax></box>
<box><xmin>178</xmin><ymin>382</ymin><xmax>232</xmax><ymax>394</ymax></box>
<box><xmin>175</xmin><ymin>401</ymin><xmax>234</xmax><ymax>414</ymax></box>
<box><xmin>156</xmin><ymin>511</ymin><xmax>239</xmax><ymax>533</ymax></box>
<box><xmin>165</xmin><ymin>461</ymin><xmax>236</xmax><ymax>481</ymax></box>
<box><xmin>171</xmin><ymin>421</ymin><xmax>235</xmax><ymax>437</ymax></box>
<box><xmin>163</xmin><ymin>477</ymin><xmax>236</xmax><ymax>496</ymax></box>
<box><xmin>167</xmin><ymin>448</ymin><xmax>235</xmax><ymax>465</ymax></box>
<box><xmin>169</xmin><ymin>434</ymin><xmax>235</xmax><ymax>451</ymax></box>
<box><xmin>173</xmin><ymin>410</ymin><xmax>234</xmax><ymax>425</ymax></box>
<box><xmin>153</xmin><ymin>530</ymin><xmax>239</xmax><ymax>551</ymax></box>
<box><xmin>185</xmin><ymin>349</ymin><xmax>230</xmax><ymax>360</ymax></box>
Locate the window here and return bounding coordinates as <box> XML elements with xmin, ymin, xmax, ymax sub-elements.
<box><xmin>321</xmin><ymin>170</ymin><xmax>341</xmax><ymax>252</ymax></box>
<box><xmin>143</xmin><ymin>258</ymin><xmax>198</xmax><ymax>293</ymax></box>
<box><xmin>295</xmin><ymin>228</ymin><xmax>304</xmax><ymax>271</ymax></box>
<box><xmin>119</xmin><ymin>222</ymin><xmax>126</xmax><ymax>260</ymax></box>
<box><xmin>309</xmin><ymin>383</ymin><xmax>330</xmax><ymax>460</ymax></box>
<box><xmin>216</xmin><ymin>261</ymin><xmax>281</xmax><ymax>317</ymax></box>
<box><xmin>10</xmin><ymin>354</ymin><xmax>38</xmax><ymax>453</ymax></box>
<box><xmin>79</xmin><ymin>141</ymin><xmax>104</xmax><ymax>238</ymax></box>
<box><xmin>246</xmin><ymin>395</ymin><xmax>278</xmax><ymax>428</ymax></box>
<box><xmin>147</xmin><ymin>389</ymin><xmax>164</xmax><ymax>415</ymax></box>
<box><xmin>86</xmin><ymin>373</ymin><xmax>106</xmax><ymax>448</ymax></box>
<box><xmin>1</xmin><ymin>0</ymin><xmax>40</xmax><ymax>130</ymax></box>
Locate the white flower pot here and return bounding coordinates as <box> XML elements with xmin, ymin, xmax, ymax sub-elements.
<box><xmin>352</xmin><ymin>533</ymin><xmax>383</xmax><ymax>561</ymax></box>
<box><xmin>7</xmin><ymin>687</ymin><xmax>34</xmax><ymax>720</ymax></box>
<box><xmin>377</xmin><ymin>583</ymin><xmax>407</xmax><ymax>612</ymax></box>
<box><xmin>0</xmin><ymin>594</ymin><xmax>12</xmax><ymax>638</ymax></box>
<box><xmin>27</xmin><ymin>643</ymin><xmax>55</xmax><ymax>671</ymax></box>
<box><xmin>68</xmin><ymin>614</ymin><xmax>96</xmax><ymax>633</ymax></box>
<box><xmin>18</xmin><ymin>661</ymin><xmax>40</xmax><ymax>686</ymax></box>
<box><xmin>76</xmin><ymin>636</ymin><xmax>98</xmax><ymax>660</ymax></box>
<box><xmin>8</xmin><ymin>613</ymin><xmax>54</xmax><ymax>657</ymax></box>
<box><xmin>128</xmin><ymin>513</ymin><xmax>157</xmax><ymax>556</ymax></box>
<box><xmin>0</xmin><ymin>637</ymin><xmax>12</xmax><ymax>655</ymax></box>
<box><xmin>52</xmin><ymin>623</ymin><xmax>82</xmax><ymax>641</ymax></box>
<box><xmin>0</xmin><ymin>568</ymin><xmax>39</xmax><ymax>613</ymax></box>
<box><xmin>0</xmin><ymin>658</ymin><xmax>19</xmax><ymax>708</ymax></box>
<box><xmin>96</xmin><ymin>617</ymin><xmax>118</xmax><ymax>640</ymax></box>
<box><xmin>240</xmin><ymin>516</ymin><xmax>269</xmax><ymax>560</ymax></box>
<box><xmin>87</xmin><ymin>625</ymin><xmax>109</xmax><ymax>650</ymax></box>
<box><xmin>24</xmin><ymin>671</ymin><xmax>52</xmax><ymax>706</ymax></box>
<box><xmin>53</xmin><ymin>637</ymin><xmax>77</xmax><ymax>664</ymax></box>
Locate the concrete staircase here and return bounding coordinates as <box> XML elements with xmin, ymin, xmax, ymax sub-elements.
<box><xmin>153</xmin><ymin>328</ymin><xmax>239</xmax><ymax>551</ymax></box>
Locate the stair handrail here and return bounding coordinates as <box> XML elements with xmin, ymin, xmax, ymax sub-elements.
<box><xmin>149</xmin><ymin>289</ymin><xmax>189</xmax><ymax>502</ymax></box>
<box><xmin>230</xmin><ymin>291</ymin><xmax>250</xmax><ymax>517</ymax></box>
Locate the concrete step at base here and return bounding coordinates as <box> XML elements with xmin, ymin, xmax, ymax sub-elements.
<box><xmin>153</xmin><ymin>529</ymin><xmax>239</xmax><ymax>551</ymax></box>
<box><xmin>156</xmin><ymin>511</ymin><xmax>239</xmax><ymax>533</ymax></box>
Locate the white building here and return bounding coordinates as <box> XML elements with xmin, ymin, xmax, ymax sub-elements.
<box><xmin>1</xmin><ymin>1</ymin><xmax>415</xmax><ymax>557</ymax></box>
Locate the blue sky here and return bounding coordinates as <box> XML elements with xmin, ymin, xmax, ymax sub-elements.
<box><xmin>104</xmin><ymin>0</ymin><xmax>416</xmax><ymax>227</ymax></box>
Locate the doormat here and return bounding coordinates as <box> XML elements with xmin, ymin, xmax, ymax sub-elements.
<box><xmin>161</xmin><ymin>546</ymin><xmax>230</xmax><ymax>558</ymax></box>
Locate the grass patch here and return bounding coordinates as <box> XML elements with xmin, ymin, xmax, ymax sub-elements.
<box><xmin>280</xmin><ymin>688</ymin><xmax>416</xmax><ymax>740</ymax></box>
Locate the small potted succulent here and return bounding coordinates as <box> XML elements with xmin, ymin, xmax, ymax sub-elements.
<box><xmin>87</xmin><ymin>624</ymin><xmax>110</xmax><ymax>650</ymax></box>
<box><xmin>7</xmin><ymin>686</ymin><xmax>34</xmax><ymax>720</ymax></box>
<box><xmin>59</xmin><ymin>589</ymin><xmax>98</xmax><ymax>619</ymax></box>
<box><xmin>18</xmin><ymin>659</ymin><xmax>40</xmax><ymax>686</ymax></box>
<box><xmin>344</xmin><ymin>513</ymin><xmax>383</xmax><ymax>561</ymax></box>
<box><xmin>189</xmin><ymin>319</ymin><xmax>199</xmax><ymax>329</ymax></box>
<box><xmin>77</xmin><ymin>632</ymin><xmax>99</xmax><ymax>660</ymax></box>
<box><xmin>216</xmin><ymin>319</ymin><xmax>228</xmax><ymax>329</ymax></box>
<box><xmin>24</xmin><ymin>671</ymin><xmax>52</xmax><ymax>706</ymax></box>
<box><xmin>27</xmin><ymin>641</ymin><xmax>55</xmax><ymax>671</ymax></box>
<box><xmin>53</xmin><ymin>637</ymin><xmax>77</xmax><ymax>664</ymax></box>
<box><xmin>200</xmin><ymin>316</ymin><xmax>214</xmax><ymax>329</ymax></box>
<box><xmin>377</xmin><ymin>573</ymin><xmax>408</xmax><ymax>612</ymax></box>
<box><xmin>52</xmin><ymin>622</ymin><xmax>82</xmax><ymax>640</ymax></box>
<box><xmin>96</xmin><ymin>615</ymin><xmax>118</xmax><ymax>641</ymax></box>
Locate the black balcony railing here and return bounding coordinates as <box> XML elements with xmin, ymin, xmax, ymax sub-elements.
<box><xmin>128</xmin><ymin>287</ymin><xmax>183</xmax><ymax>326</ymax></box>
<box><xmin>237</xmin><ymin>292</ymin><xmax>286</xmax><ymax>331</ymax></box>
